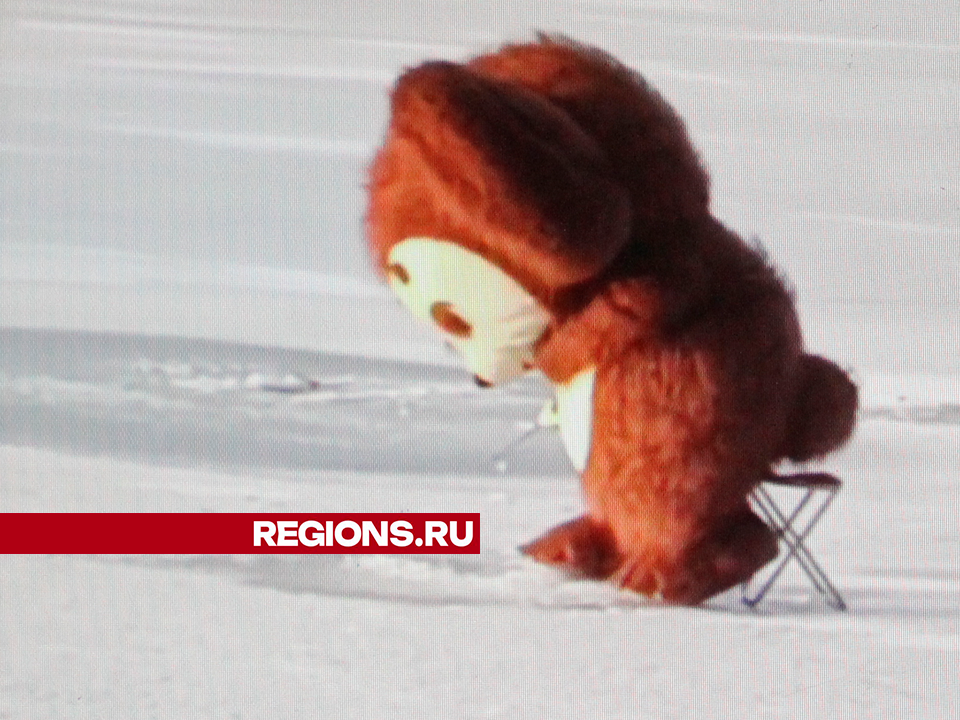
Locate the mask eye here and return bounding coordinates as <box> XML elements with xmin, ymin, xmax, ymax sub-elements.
<box><xmin>386</xmin><ymin>263</ymin><xmax>410</xmax><ymax>285</ymax></box>
<box><xmin>430</xmin><ymin>302</ymin><xmax>472</xmax><ymax>339</ymax></box>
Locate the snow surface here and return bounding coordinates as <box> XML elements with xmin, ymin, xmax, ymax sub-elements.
<box><xmin>1</xmin><ymin>1</ymin><xmax>959</xmax><ymax>717</ymax></box>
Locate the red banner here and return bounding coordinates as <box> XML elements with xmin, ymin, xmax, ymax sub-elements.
<box><xmin>0</xmin><ymin>513</ymin><xmax>480</xmax><ymax>554</ymax></box>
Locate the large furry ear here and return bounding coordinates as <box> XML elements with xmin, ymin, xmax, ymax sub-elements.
<box><xmin>367</xmin><ymin>60</ymin><xmax>632</xmax><ymax>302</ymax></box>
<box><xmin>469</xmin><ymin>37</ymin><xmax>711</xmax><ymax>225</ymax></box>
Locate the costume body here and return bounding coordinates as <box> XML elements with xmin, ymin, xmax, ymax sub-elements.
<box><xmin>367</xmin><ymin>37</ymin><xmax>857</xmax><ymax>604</ymax></box>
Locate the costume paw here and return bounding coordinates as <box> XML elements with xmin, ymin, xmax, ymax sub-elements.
<box><xmin>521</xmin><ymin>516</ymin><xmax>622</xmax><ymax>579</ymax></box>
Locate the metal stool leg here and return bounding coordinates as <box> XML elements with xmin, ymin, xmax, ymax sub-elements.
<box><xmin>742</xmin><ymin>481</ymin><xmax>847</xmax><ymax>610</ymax></box>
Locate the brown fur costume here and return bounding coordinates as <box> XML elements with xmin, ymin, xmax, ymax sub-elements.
<box><xmin>367</xmin><ymin>37</ymin><xmax>857</xmax><ymax>604</ymax></box>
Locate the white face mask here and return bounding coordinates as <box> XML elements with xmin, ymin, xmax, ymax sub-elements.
<box><xmin>386</xmin><ymin>237</ymin><xmax>551</xmax><ymax>386</ymax></box>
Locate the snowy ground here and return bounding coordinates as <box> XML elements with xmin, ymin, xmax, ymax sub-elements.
<box><xmin>1</xmin><ymin>1</ymin><xmax>959</xmax><ymax>718</ymax></box>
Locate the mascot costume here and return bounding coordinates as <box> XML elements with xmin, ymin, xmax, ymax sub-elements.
<box><xmin>366</xmin><ymin>37</ymin><xmax>857</xmax><ymax>604</ymax></box>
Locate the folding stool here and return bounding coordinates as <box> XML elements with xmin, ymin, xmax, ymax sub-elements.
<box><xmin>741</xmin><ymin>472</ymin><xmax>847</xmax><ymax>610</ymax></box>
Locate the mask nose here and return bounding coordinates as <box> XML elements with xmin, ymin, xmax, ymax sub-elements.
<box><xmin>473</xmin><ymin>375</ymin><xmax>493</xmax><ymax>389</ymax></box>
